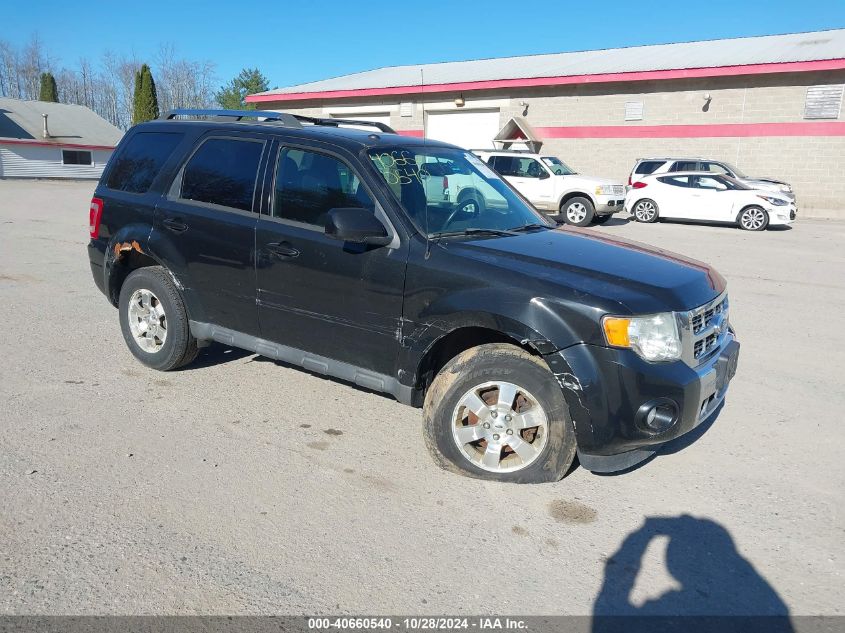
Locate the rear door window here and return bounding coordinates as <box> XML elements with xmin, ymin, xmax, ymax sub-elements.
<box><xmin>634</xmin><ymin>160</ymin><xmax>666</xmax><ymax>175</ymax></box>
<box><xmin>180</xmin><ymin>137</ymin><xmax>264</xmax><ymax>212</ymax></box>
<box><xmin>107</xmin><ymin>131</ymin><xmax>184</xmax><ymax>193</ymax></box>
<box><xmin>670</xmin><ymin>160</ymin><xmax>699</xmax><ymax>172</ymax></box>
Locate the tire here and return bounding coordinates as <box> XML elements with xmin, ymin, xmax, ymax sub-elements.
<box><xmin>593</xmin><ymin>214</ymin><xmax>612</xmax><ymax>224</ymax></box>
<box><xmin>738</xmin><ymin>205</ymin><xmax>769</xmax><ymax>231</ymax></box>
<box><xmin>561</xmin><ymin>196</ymin><xmax>595</xmax><ymax>227</ymax></box>
<box><xmin>633</xmin><ymin>199</ymin><xmax>659</xmax><ymax>223</ymax></box>
<box><xmin>118</xmin><ymin>266</ymin><xmax>197</xmax><ymax>371</ymax></box>
<box><xmin>423</xmin><ymin>343</ymin><xmax>578</xmax><ymax>484</ymax></box>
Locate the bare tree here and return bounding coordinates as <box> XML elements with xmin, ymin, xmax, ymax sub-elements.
<box><xmin>155</xmin><ymin>44</ymin><xmax>216</xmax><ymax>113</ymax></box>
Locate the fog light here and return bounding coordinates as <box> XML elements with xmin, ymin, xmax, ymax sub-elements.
<box><xmin>636</xmin><ymin>398</ymin><xmax>680</xmax><ymax>433</ymax></box>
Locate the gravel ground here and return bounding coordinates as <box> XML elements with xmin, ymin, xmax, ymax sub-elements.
<box><xmin>0</xmin><ymin>179</ymin><xmax>842</xmax><ymax>616</ymax></box>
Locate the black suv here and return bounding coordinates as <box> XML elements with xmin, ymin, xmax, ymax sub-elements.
<box><xmin>88</xmin><ymin>109</ymin><xmax>739</xmax><ymax>483</ymax></box>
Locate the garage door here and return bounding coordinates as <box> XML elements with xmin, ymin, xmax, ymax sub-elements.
<box><xmin>425</xmin><ymin>110</ymin><xmax>500</xmax><ymax>150</ymax></box>
<box><xmin>330</xmin><ymin>113</ymin><xmax>391</xmax><ymax>131</ymax></box>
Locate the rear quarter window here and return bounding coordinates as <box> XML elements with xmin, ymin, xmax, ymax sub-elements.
<box><xmin>106</xmin><ymin>132</ymin><xmax>184</xmax><ymax>193</ymax></box>
<box><xmin>634</xmin><ymin>160</ymin><xmax>665</xmax><ymax>175</ymax></box>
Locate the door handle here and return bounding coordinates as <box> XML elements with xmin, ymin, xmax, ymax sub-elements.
<box><xmin>266</xmin><ymin>241</ymin><xmax>300</xmax><ymax>258</ymax></box>
<box><xmin>162</xmin><ymin>218</ymin><xmax>188</xmax><ymax>233</ymax></box>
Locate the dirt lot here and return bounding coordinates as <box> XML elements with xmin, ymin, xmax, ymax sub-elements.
<box><xmin>1</xmin><ymin>179</ymin><xmax>843</xmax><ymax>616</ymax></box>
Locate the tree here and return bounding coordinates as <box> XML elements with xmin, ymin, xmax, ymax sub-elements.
<box><xmin>132</xmin><ymin>63</ymin><xmax>159</xmax><ymax>124</ymax></box>
<box><xmin>39</xmin><ymin>72</ymin><xmax>58</xmax><ymax>101</ymax></box>
<box><xmin>215</xmin><ymin>68</ymin><xmax>270</xmax><ymax>110</ymax></box>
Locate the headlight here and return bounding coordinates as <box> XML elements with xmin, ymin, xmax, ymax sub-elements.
<box><xmin>757</xmin><ymin>195</ymin><xmax>788</xmax><ymax>206</ymax></box>
<box><xmin>602</xmin><ymin>313</ymin><xmax>682</xmax><ymax>362</ymax></box>
<box><xmin>595</xmin><ymin>185</ymin><xmax>615</xmax><ymax>195</ymax></box>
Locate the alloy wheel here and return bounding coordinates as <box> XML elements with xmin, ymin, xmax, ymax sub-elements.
<box><xmin>451</xmin><ymin>381</ymin><xmax>549</xmax><ymax>473</ymax></box>
<box><xmin>566</xmin><ymin>202</ymin><xmax>588</xmax><ymax>224</ymax></box>
<box><xmin>127</xmin><ymin>288</ymin><xmax>167</xmax><ymax>353</ymax></box>
<box><xmin>741</xmin><ymin>208</ymin><xmax>767</xmax><ymax>230</ymax></box>
<box><xmin>635</xmin><ymin>201</ymin><xmax>656</xmax><ymax>222</ymax></box>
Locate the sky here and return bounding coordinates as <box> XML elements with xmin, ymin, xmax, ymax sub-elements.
<box><xmin>3</xmin><ymin>0</ymin><xmax>845</xmax><ymax>91</ymax></box>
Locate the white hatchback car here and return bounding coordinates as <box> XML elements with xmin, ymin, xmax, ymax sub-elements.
<box><xmin>625</xmin><ymin>172</ymin><xmax>796</xmax><ymax>231</ymax></box>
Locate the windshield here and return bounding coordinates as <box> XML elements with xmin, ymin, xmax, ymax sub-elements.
<box><xmin>541</xmin><ymin>156</ymin><xmax>576</xmax><ymax>175</ymax></box>
<box><xmin>368</xmin><ymin>147</ymin><xmax>552</xmax><ymax>236</ymax></box>
<box><xmin>722</xmin><ymin>162</ymin><xmax>747</xmax><ymax>178</ymax></box>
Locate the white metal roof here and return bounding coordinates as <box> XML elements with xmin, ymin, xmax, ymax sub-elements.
<box><xmin>0</xmin><ymin>98</ymin><xmax>123</xmax><ymax>147</ymax></box>
<box><xmin>255</xmin><ymin>29</ymin><xmax>845</xmax><ymax>97</ymax></box>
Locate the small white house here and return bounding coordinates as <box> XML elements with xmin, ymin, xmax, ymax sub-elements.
<box><xmin>0</xmin><ymin>97</ymin><xmax>123</xmax><ymax>179</ymax></box>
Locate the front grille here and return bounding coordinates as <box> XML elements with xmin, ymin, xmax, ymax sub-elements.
<box><xmin>694</xmin><ymin>333</ymin><xmax>718</xmax><ymax>359</ymax></box>
<box><xmin>682</xmin><ymin>292</ymin><xmax>729</xmax><ymax>366</ymax></box>
<box><xmin>611</xmin><ymin>185</ymin><xmax>625</xmax><ymax>196</ymax></box>
<box><xmin>691</xmin><ymin>298</ymin><xmax>726</xmax><ymax>335</ymax></box>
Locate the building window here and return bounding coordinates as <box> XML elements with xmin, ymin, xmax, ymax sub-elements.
<box><xmin>62</xmin><ymin>150</ymin><xmax>92</xmax><ymax>165</ymax></box>
<box><xmin>804</xmin><ymin>85</ymin><xmax>844</xmax><ymax>119</ymax></box>
<box><xmin>624</xmin><ymin>101</ymin><xmax>644</xmax><ymax>121</ymax></box>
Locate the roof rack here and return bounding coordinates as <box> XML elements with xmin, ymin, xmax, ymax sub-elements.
<box><xmin>160</xmin><ymin>109</ymin><xmax>397</xmax><ymax>134</ymax></box>
<box><xmin>161</xmin><ymin>108</ymin><xmax>303</xmax><ymax>127</ymax></box>
<box><xmin>294</xmin><ymin>115</ymin><xmax>396</xmax><ymax>134</ymax></box>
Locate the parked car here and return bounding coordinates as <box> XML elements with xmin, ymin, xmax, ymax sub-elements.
<box><xmin>625</xmin><ymin>172</ymin><xmax>796</xmax><ymax>230</ymax></box>
<box><xmin>473</xmin><ymin>150</ymin><xmax>626</xmax><ymax>226</ymax></box>
<box><xmin>630</xmin><ymin>157</ymin><xmax>795</xmax><ymax>200</ymax></box>
<box><xmin>88</xmin><ymin>109</ymin><xmax>739</xmax><ymax>483</ymax></box>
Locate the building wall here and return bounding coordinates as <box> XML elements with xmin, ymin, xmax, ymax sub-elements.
<box><xmin>266</xmin><ymin>70</ymin><xmax>845</xmax><ymax>218</ymax></box>
<box><xmin>0</xmin><ymin>144</ymin><xmax>113</xmax><ymax>179</ymax></box>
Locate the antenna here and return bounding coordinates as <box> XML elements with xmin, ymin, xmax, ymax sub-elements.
<box><xmin>422</xmin><ymin>67</ymin><xmax>432</xmax><ymax>260</ymax></box>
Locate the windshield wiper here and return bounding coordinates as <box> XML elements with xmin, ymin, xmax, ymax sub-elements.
<box><xmin>507</xmin><ymin>223</ymin><xmax>551</xmax><ymax>232</ymax></box>
<box><xmin>431</xmin><ymin>227</ymin><xmax>520</xmax><ymax>238</ymax></box>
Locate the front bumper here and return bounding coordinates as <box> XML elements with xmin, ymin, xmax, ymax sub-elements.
<box><xmin>595</xmin><ymin>194</ymin><xmax>626</xmax><ymax>216</ymax></box>
<box><xmin>766</xmin><ymin>202</ymin><xmax>797</xmax><ymax>226</ymax></box>
<box><xmin>544</xmin><ymin>334</ymin><xmax>739</xmax><ymax>473</ymax></box>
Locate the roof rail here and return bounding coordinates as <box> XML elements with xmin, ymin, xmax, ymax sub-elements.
<box><xmin>161</xmin><ymin>109</ymin><xmax>302</xmax><ymax>127</ymax></box>
<box><xmin>294</xmin><ymin>115</ymin><xmax>396</xmax><ymax>134</ymax></box>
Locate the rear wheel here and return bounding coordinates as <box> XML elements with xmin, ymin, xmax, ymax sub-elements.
<box><xmin>423</xmin><ymin>343</ymin><xmax>577</xmax><ymax>483</ymax></box>
<box><xmin>738</xmin><ymin>206</ymin><xmax>768</xmax><ymax>231</ymax></box>
<box><xmin>118</xmin><ymin>266</ymin><xmax>197</xmax><ymax>371</ymax></box>
<box><xmin>633</xmin><ymin>199</ymin><xmax>659</xmax><ymax>223</ymax></box>
<box><xmin>561</xmin><ymin>197</ymin><xmax>595</xmax><ymax>226</ymax></box>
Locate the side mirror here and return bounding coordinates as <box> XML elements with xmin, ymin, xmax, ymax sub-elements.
<box><xmin>538</xmin><ymin>171</ymin><xmax>550</xmax><ymax>180</ymax></box>
<box><xmin>325</xmin><ymin>208</ymin><xmax>391</xmax><ymax>246</ymax></box>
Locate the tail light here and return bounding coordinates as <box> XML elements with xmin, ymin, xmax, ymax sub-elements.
<box><xmin>627</xmin><ymin>174</ymin><xmax>632</xmax><ymax>186</ymax></box>
<box><xmin>632</xmin><ymin>181</ymin><xmax>648</xmax><ymax>189</ymax></box>
<box><xmin>89</xmin><ymin>197</ymin><xmax>103</xmax><ymax>238</ymax></box>
<box><xmin>443</xmin><ymin>176</ymin><xmax>449</xmax><ymax>192</ymax></box>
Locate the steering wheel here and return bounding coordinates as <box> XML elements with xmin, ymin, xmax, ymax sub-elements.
<box><xmin>441</xmin><ymin>196</ymin><xmax>483</xmax><ymax>231</ymax></box>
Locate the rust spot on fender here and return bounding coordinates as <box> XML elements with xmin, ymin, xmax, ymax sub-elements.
<box><xmin>113</xmin><ymin>240</ymin><xmax>144</xmax><ymax>259</ymax></box>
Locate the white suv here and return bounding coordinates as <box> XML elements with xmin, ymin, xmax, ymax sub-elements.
<box><xmin>630</xmin><ymin>158</ymin><xmax>795</xmax><ymax>201</ymax></box>
<box><xmin>474</xmin><ymin>150</ymin><xmax>626</xmax><ymax>226</ymax></box>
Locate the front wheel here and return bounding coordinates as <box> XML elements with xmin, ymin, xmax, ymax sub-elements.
<box><xmin>633</xmin><ymin>199</ymin><xmax>659</xmax><ymax>223</ymax></box>
<box><xmin>423</xmin><ymin>343</ymin><xmax>577</xmax><ymax>483</ymax></box>
<box><xmin>561</xmin><ymin>197</ymin><xmax>595</xmax><ymax>226</ymax></box>
<box><xmin>738</xmin><ymin>206</ymin><xmax>769</xmax><ymax>231</ymax></box>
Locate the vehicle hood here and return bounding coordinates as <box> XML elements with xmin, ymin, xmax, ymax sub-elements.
<box><xmin>743</xmin><ymin>177</ymin><xmax>792</xmax><ymax>193</ymax></box>
<box><xmin>560</xmin><ymin>174</ymin><xmax>623</xmax><ymax>187</ymax></box>
<box><xmin>445</xmin><ymin>227</ymin><xmax>725</xmax><ymax>314</ymax></box>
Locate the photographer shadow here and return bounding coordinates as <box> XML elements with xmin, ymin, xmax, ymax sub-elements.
<box><xmin>592</xmin><ymin>515</ymin><xmax>793</xmax><ymax>633</ymax></box>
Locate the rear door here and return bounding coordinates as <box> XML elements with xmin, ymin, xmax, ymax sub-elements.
<box><xmin>154</xmin><ymin>133</ymin><xmax>268</xmax><ymax>335</ymax></box>
<box><xmin>489</xmin><ymin>156</ymin><xmax>549</xmax><ymax>207</ymax></box>
<box><xmin>255</xmin><ymin>142</ymin><xmax>407</xmax><ymax>376</ymax></box>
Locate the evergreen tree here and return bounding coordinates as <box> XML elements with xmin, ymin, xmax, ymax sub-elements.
<box><xmin>38</xmin><ymin>72</ymin><xmax>58</xmax><ymax>102</ymax></box>
<box><xmin>132</xmin><ymin>64</ymin><xmax>160</xmax><ymax>124</ymax></box>
<box><xmin>215</xmin><ymin>68</ymin><xmax>270</xmax><ymax>110</ymax></box>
